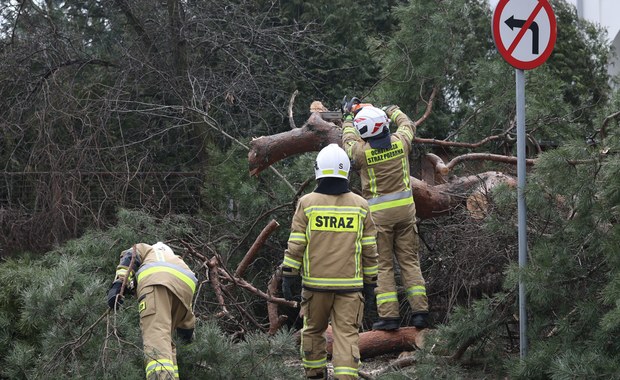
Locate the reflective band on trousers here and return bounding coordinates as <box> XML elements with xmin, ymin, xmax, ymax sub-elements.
<box><xmin>334</xmin><ymin>366</ymin><xmax>358</xmax><ymax>377</ymax></box>
<box><xmin>137</xmin><ymin>262</ymin><xmax>198</xmax><ymax>293</ymax></box>
<box><xmin>145</xmin><ymin>359</ymin><xmax>175</xmax><ymax>379</ymax></box>
<box><xmin>407</xmin><ymin>285</ymin><xmax>427</xmax><ymax>298</ymax></box>
<box><xmin>376</xmin><ymin>291</ymin><xmax>398</xmax><ymax>305</ymax></box>
<box><xmin>303</xmin><ymin>356</ymin><xmax>328</xmax><ymax>369</ymax></box>
<box><xmin>367</xmin><ymin>190</ymin><xmax>413</xmax><ymax>212</ymax></box>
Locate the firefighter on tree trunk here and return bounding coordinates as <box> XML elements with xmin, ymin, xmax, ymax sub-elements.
<box><xmin>341</xmin><ymin>99</ymin><xmax>429</xmax><ymax>331</ymax></box>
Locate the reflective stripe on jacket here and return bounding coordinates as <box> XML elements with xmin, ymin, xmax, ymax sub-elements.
<box><xmin>115</xmin><ymin>243</ymin><xmax>197</xmax><ymax>311</ymax></box>
<box><xmin>342</xmin><ymin>110</ymin><xmax>416</xmax><ymax>212</ymax></box>
<box><xmin>282</xmin><ymin>192</ymin><xmax>378</xmax><ymax>291</ymax></box>
<box><xmin>137</xmin><ymin>262</ymin><xmax>198</xmax><ymax>293</ymax></box>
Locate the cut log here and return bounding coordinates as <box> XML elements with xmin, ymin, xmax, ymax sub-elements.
<box><xmin>324</xmin><ymin>325</ymin><xmax>424</xmax><ymax>359</ymax></box>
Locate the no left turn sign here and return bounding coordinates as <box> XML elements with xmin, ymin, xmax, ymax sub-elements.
<box><xmin>493</xmin><ymin>0</ymin><xmax>557</xmax><ymax>70</ymax></box>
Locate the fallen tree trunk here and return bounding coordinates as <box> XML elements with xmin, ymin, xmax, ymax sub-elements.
<box><xmin>249</xmin><ymin>112</ymin><xmax>522</xmax><ymax>219</ymax></box>
<box><xmin>417</xmin><ymin>171</ymin><xmax>517</xmax><ymax>219</ymax></box>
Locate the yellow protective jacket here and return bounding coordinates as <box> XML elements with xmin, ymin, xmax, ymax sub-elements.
<box><xmin>342</xmin><ymin>107</ymin><xmax>416</xmax><ymax>216</ymax></box>
<box><xmin>282</xmin><ymin>191</ymin><xmax>378</xmax><ymax>292</ymax></box>
<box><xmin>114</xmin><ymin>243</ymin><xmax>197</xmax><ymax>310</ymax></box>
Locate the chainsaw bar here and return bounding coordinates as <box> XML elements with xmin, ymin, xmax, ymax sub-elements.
<box><xmin>319</xmin><ymin>111</ymin><xmax>343</xmax><ymax>121</ymax></box>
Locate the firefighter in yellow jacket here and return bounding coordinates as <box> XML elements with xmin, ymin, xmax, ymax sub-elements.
<box><xmin>281</xmin><ymin>144</ymin><xmax>378</xmax><ymax>380</ymax></box>
<box><xmin>107</xmin><ymin>242</ymin><xmax>197</xmax><ymax>379</ymax></box>
<box><xmin>341</xmin><ymin>101</ymin><xmax>429</xmax><ymax>331</ymax></box>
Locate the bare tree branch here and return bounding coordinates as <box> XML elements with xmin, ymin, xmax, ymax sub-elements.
<box><xmin>288</xmin><ymin>90</ymin><xmax>299</xmax><ymax>129</ymax></box>
<box><xmin>414</xmin><ymin>85</ymin><xmax>438</xmax><ymax>126</ymax></box>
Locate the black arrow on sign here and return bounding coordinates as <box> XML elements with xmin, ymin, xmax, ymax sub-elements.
<box><xmin>505</xmin><ymin>15</ymin><xmax>539</xmax><ymax>54</ymax></box>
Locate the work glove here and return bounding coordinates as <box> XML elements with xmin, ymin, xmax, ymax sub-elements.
<box><xmin>363</xmin><ymin>283</ymin><xmax>377</xmax><ymax>303</ymax></box>
<box><xmin>341</xmin><ymin>96</ymin><xmax>362</xmax><ymax>120</ymax></box>
<box><xmin>176</xmin><ymin>327</ymin><xmax>194</xmax><ymax>344</ymax></box>
<box><xmin>107</xmin><ymin>281</ymin><xmax>124</xmax><ymax>310</ymax></box>
<box><xmin>281</xmin><ymin>275</ymin><xmax>302</xmax><ymax>302</ymax></box>
<box><xmin>381</xmin><ymin>105</ymin><xmax>400</xmax><ymax>118</ymax></box>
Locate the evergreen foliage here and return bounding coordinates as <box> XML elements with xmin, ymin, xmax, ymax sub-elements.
<box><xmin>411</xmin><ymin>132</ymin><xmax>620</xmax><ymax>377</ymax></box>
<box><xmin>0</xmin><ymin>210</ymin><xmax>302</xmax><ymax>379</ymax></box>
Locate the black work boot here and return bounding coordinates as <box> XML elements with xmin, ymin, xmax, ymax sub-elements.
<box><xmin>372</xmin><ymin>317</ymin><xmax>400</xmax><ymax>331</ymax></box>
<box><xmin>306</xmin><ymin>367</ymin><xmax>327</xmax><ymax>379</ymax></box>
<box><xmin>412</xmin><ymin>313</ymin><xmax>429</xmax><ymax>329</ymax></box>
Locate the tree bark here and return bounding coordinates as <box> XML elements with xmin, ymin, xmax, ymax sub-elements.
<box><xmin>248</xmin><ymin>112</ymin><xmax>341</xmax><ymax>176</ymax></box>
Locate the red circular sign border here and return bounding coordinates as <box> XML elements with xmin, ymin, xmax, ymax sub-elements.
<box><xmin>492</xmin><ymin>0</ymin><xmax>557</xmax><ymax>70</ymax></box>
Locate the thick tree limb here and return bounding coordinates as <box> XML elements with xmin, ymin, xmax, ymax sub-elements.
<box><xmin>267</xmin><ymin>268</ymin><xmax>289</xmax><ymax>335</ymax></box>
<box><xmin>235</xmin><ymin>219</ymin><xmax>280</xmax><ymax>278</ymax></box>
<box><xmin>249</xmin><ymin>112</ymin><xmax>341</xmax><ymax>176</ymax></box>
<box><xmin>444</xmin><ymin>153</ymin><xmax>535</xmax><ymax>170</ymax></box>
<box><xmin>410</xmin><ymin>171</ymin><xmax>515</xmax><ymax>219</ymax></box>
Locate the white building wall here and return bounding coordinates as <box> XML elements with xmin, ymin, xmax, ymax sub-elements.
<box><xmin>571</xmin><ymin>0</ymin><xmax>620</xmax><ymax>39</ymax></box>
<box><xmin>562</xmin><ymin>0</ymin><xmax>620</xmax><ymax>79</ymax></box>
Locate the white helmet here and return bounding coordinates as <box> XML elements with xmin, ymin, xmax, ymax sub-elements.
<box><xmin>153</xmin><ymin>242</ymin><xmax>174</xmax><ymax>256</ymax></box>
<box><xmin>353</xmin><ymin>106</ymin><xmax>390</xmax><ymax>139</ymax></box>
<box><xmin>314</xmin><ymin>144</ymin><xmax>350</xmax><ymax>180</ymax></box>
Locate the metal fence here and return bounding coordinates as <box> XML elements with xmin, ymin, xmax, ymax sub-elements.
<box><xmin>0</xmin><ymin>171</ymin><xmax>203</xmax><ymax>254</ymax></box>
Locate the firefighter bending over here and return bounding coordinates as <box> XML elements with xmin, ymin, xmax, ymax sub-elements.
<box><xmin>107</xmin><ymin>242</ymin><xmax>197</xmax><ymax>379</ymax></box>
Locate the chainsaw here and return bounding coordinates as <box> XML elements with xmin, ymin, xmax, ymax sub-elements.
<box><xmin>319</xmin><ymin>96</ymin><xmax>373</xmax><ymax>122</ymax></box>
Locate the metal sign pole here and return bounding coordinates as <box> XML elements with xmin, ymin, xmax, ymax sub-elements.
<box><xmin>515</xmin><ymin>68</ymin><xmax>528</xmax><ymax>358</ymax></box>
<box><xmin>494</xmin><ymin>0</ymin><xmax>555</xmax><ymax>361</ymax></box>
